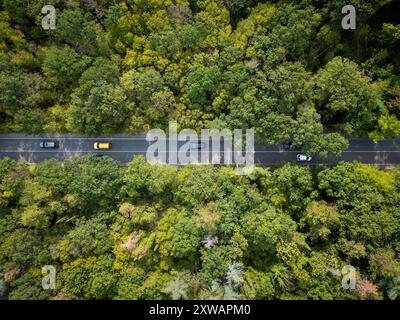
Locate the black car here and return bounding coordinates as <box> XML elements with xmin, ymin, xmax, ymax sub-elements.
<box><xmin>39</xmin><ymin>141</ymin><xmax>59</xmax><ymax>148</ymax></box>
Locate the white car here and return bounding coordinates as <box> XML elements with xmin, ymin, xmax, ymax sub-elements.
<box><xmin>39</xmin><ymin>141</ymin><xmax>58</xmax><ymax>149</ymax></box>
<box><xmin>297</xmin><ymin>154</ymin><xmax>312</xmax><ymax>162</ymax></box>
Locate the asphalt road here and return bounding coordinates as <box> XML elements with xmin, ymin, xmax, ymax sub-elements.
<box><xmin>0</xmin><ymin>133</ymin><xmax>399</xmax><ymax>167</ymax></box>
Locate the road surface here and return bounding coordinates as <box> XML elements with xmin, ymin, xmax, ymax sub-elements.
<box><xmin>0</xmin><ymin>133</ymin><xmax>399</xmax><ymax>167</ymax></box>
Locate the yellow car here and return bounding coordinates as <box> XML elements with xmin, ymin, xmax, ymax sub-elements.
<box><xmin>93</xmin><ymin>142</ymin><xmax>112</xmax><ymax>150</ymax></box>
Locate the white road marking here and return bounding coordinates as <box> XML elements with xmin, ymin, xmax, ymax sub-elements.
<box><xmin>0</xmin><ymin>151</ymin><xmax>147</xmax><ymax>153</ymax></box>
<box><xmin>0</xmin><ymin>137</ymin><xmax>171</xmax><ymax>141</ymax></box>
<box><xmin>1</xmin><ymin>150</ymin><xmax>400</xmax><ymax>153</ymax></box>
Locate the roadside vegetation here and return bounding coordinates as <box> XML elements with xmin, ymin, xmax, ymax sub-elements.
<box><xmin>0</xmin><ymin>155</ymin><xmax>399</xmax><ymax>300</ymax></box>
<box><xmin>0</xmin><ymin>0</ymin><xmax>400</xmax><ymax>157</ymax></box>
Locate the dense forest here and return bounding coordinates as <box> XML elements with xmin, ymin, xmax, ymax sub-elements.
<box><xmin>0</xmin><ymin>155</ymin><xmax>400</xmax><ymax>300</ymax></box>
<box><xmin>0</xmin><ymin>0</ymin><xmax>400</xmax><ymax>300</ymax></box>
<box><xmin>0</xmin><ymin>0</ymin><xmax>400</xmax><ymax>156</ymax></box>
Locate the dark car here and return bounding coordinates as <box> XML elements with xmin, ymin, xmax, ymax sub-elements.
<box><xmin>40</xmin><ymin>141</ymin><xmax>59</xmax><ymax>148</ymax></box>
